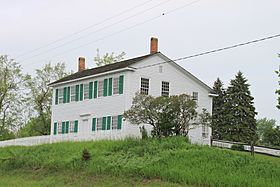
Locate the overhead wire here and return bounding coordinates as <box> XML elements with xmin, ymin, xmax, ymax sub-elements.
<box><xmin>14</xmin><ymin>0</ymin><xmax>154</xmax><ymax>59</ymax></box>
<box><xmin>133</xmin><ymin>33</ymin><xmax>280</xmax><ymax>70</ymax></box>
<box><xmin>17</xmin><ymin>0</ymin><xmax>173</xmax><ymax>62</ymax></box>
<box><xmin>22</xmin><ymin>0</ymin><xmax>202</xmax><ymax>67</ymax></box>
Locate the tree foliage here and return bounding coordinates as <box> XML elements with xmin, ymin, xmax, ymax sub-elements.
<box><xmin>24</xmin><ymin>63</ymin><xmax>68</xmax><ymax>135</ymax></box>
<box><xmin>123</xmin><ymin>93</ymin><xmax>211</xmax><ymax>138</ymax></box>
<box><xmin>257</xmin><ymin>118</ymin><xmax>280</xmax><ymax>147</ymax></box>
<box><xmin>0</xmin><ymin>55</ymin><xmax>26</xmax><ymax>138</ymax></box>
<box><xmin>276</xmin><ymin>60</ymin><xmax>280</xmax><ymax>109</ymax></box>
<box><xmin>212</xmin><ymin>78</ymin><xmax>226</xmax><ymax>140</ymax></box>
<box><xmin>224</xmin><ymin>71</ymin><xmax>258</xmax><ymax>143</ymax></box>
<box><xmin>94</xmin><ymin>49</ymin><xmax>126</xmax><ymax>67</ymax></box>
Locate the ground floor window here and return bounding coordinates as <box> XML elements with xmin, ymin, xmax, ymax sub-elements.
<box><xmin>202</xmin><ymin>125</ymin><xmax>209</xmax><ymax>138</ymax></box>
<box><xmin>54</xmin><ymin>120</ymin><xmax>78</xmax><ymax>135</ymax></box>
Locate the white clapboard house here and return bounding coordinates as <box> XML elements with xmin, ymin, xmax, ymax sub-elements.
<box><xmin>49</xmin><ymin>38</ymin><xmax>215</xmax><ymax>144</ymax></box>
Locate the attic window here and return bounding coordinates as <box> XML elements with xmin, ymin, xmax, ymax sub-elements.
<box><xmin>159</xmin><ymin>66</ymin><xmax>163</xmax><ymax>73</ymax></box>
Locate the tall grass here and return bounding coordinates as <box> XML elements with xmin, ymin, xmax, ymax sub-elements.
<box><xmin>0</xmin><ymin>137</ymin><xmax>279</xmax><ymax>187</ymax></box>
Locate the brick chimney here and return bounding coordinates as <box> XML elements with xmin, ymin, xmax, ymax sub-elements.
<box><xmin>78</xmin><ymin>57</ymin><xmax>85</xmax><ymax>72</ymax></box>
<box><xmin>150</xmin><ymin>37</ymin><xmax>158</xmax><ymax>54</ymax></box>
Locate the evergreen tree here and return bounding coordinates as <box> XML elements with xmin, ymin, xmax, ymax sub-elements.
<box><xmin>212</xmin><ymin>78</ymin><xmax>226</xmax><ymax>140</ymax></box>
<box><xmin>224</xmin><ymin>71</ymin><xmax>258</xmax><ymax>143</ymax></box>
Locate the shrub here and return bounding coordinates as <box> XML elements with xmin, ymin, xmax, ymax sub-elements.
<box><xmin>231</xmin><ymin>144</ymin><xmax>245</xmax><ymax>151</ymax></box>
<box><xmin>82</xmin><ymin>148</ymin><xmax>91</xmax><ymax>161</ymax></box>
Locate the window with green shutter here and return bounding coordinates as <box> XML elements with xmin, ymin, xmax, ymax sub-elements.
<box><xmin>79</xmin><ymin>84</ymin><xmax>84</xmax><ymax>101</ymax></box>
<box><xmin>62</xmin><ymin>122</ymin><xmax>66</xmax><ymax>134</ymax></box>
<box><xmin>89</xmin><ymin>82</ymin><xmax>93</xmax><ymax>99</ymax></box>
<box><xmin>107</xmin><ymin>116</ymin><xmax>111</xmax><ymax>130</ymax></box>
<box><xmin>108</xmin><ymin>78</ymin><xmax>112</xmax><ymax>96</ymax></box>
<box><xmin>92</xmin><ymin>118</ymin><xmax>96</xmax><ymax>131</ymax></box>
<box><xmin>94</xmin><ymin>81</ymin><xmax>98</xmax><ymax>98</ymax></box>
<box><xmin>67</xmin><ymin>87</ymin><xmax>70</xmax><ymax>103</ymax></box>
<box><xmin>74</xmin><ymin>120</ymin><xmax>78</xmax><ymax>133</ymax></box>
<box><xmin>55</xmin><ymin>89</ymin><xmax>59</xmax><ymax>105</ymax></box>
<box><xmin>117</xmin><ymin>115</ymin><xmax>122</xmax><ymax>129</ymax></box>
<box><xmin>75</xmin><ymin>85</ymin><xmax>79</xmax><ymax>101</ymax></box>
<box><xmin>103</xmin><ymin>79</ymin><xmax>108</xmax><ymax>97</ymax></box>
<box><xmin>54</xmin><ymin>122</ymin><xmax>57</xmax><ymax>135</ymax></box>
<box><xmin>102</xmin><ymin>117</ymin><xmax>106</xmax><ymax>130</ymax></box>
<box><xmin>63</xmin><ymin>87</ymin><xmax>67</xmax><ymax>103</ymax></box>
<box><xmin>119</xmin><ymin>75</ymin><xmax>124</xmax><ymax>94</ymax></box>
<box><xmin>65</xmin><ymin>121</ymin><xmax>69</xmax><ymax>133</ymax></box>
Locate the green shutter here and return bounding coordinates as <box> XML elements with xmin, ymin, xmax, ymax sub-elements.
<box><xmin>107</xmin><ymin>116</ymin><xmax>111</xmax><ymax>130</ymax></box>
<box><xmin>102</xmin><ymin>117</ymin><xmax>106</xmax><ymax>130</ymax></box>
<box><xmin>63</xmin><ymin>87</ymin><xmax>67</xmax><ymax>103</ymax></box>
<box><xmin>67</xmin><ymin>87</ymin><xmax>70</xmax><ymax>103</ymax></box>
<box><xmin>108</xmin><ymin>78</ymin><xmax>112</xmax><ymax>96</ymax></box>
<box><xmin>62</xmin><ymin>122</ymin><xmax>65</xmax><ymax>134</ymax></box>
<box><xmin>117</xmin><ymin>115</ymin><xmax>122</xmax><ymax>129</ymax></box>
<box><xmin>66</xmin><ymin>121</ymin><xmax>69</xmax><ymax>133</ymax></box>
<box><xmin>74</xmin><ymin>120</ymin><xmax>78</xmax><ymax>133</ymax></box>
<box><xmin>89</xmin><ymin>82</ymin><xmax>93</xmax><ymax>99</ymax></box>
<box><xmin>80</xmin><ymin>84</ymin><xmax>84</xmax><ymax>101</ymax></box>
<box><xmin>75</xmin><ymin>85</ymin><xmax>79</xmax><ymax>101</ymax></box>
<box><xmin>55</xmin><ymin>89</ymin><xmax>58</xmax><ymax>105</ymax></box>
<box><xmin>94</xmin><ymin>81</ymin><xmax>98</xmax><ymax>98</ymax></box>
<box><xmin>54</xmin><ymin>122</ymin><xmax>57</xmax><ymax>135</ymax></box>
<box><xmin>92</xmin><ymin>118</ymin><xmax>96</xmax><ymax>131</ymax></box>
<box><xmin>103</xmin><ymin>79</ymin><xmax>108</xmax><ymax>97</ymax></box>
<box><xmin>119</xmin><ymin>75</ymin><xmax>124</xmax><ymax>94</ymax></box>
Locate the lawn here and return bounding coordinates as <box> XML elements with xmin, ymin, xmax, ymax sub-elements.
<box><xmin>0</xmin><ymin>137</ymin><xmax>279</xmax><ymax>187</ymax></box>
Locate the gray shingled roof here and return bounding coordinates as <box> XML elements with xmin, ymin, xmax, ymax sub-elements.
<box><xmin>49</xmin><ymin>53</ymin><xmax>154</xmax><ymax>86</ymax></box>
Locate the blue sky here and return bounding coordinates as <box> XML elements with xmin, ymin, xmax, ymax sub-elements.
<box><xmin>1</xmin><ymin>0</ymin><xmax>280</xmax><ymax>122</ymax></box>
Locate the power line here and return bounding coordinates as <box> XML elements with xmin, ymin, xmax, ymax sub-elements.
<box><xmin>134</xmin><ymin>33</ymin><xmax>280</xmax><ymax>70</ymax></box>
<box><xmin>18</xmin><ymin>0</ymin><xmax>173</xmax><ymax>62</ymax></box>
<box><xmin>22</xmin><ymin>0</ymin><xmax>202</xmax><ymax>67</ymax></box>
<box><xmin>14</xmin><ymin>0</ymin><xmax>154</xmax><ymax>59</ymax></box>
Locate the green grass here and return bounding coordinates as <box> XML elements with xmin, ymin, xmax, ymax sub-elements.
<box><xmin>0</xmin><ymin>137</ymin><xmax>279</xmax><ymax>187</ymax></box>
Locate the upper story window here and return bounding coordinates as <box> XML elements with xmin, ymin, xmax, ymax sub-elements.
<box><xmin>161</xmin><ymin>81</ymin><xmax>169</xmax><ymax>97</ymax></box>
<box><xmin>58</xmin><ymin>88</ymin><xmax>64</xmax><ymax>104</ymax></box>
<box><xmin>113</xmin><ymin>77</ymin><xmax>119</xmax><ymax>95</ymax></box>
<box><xmin>98</xmin><ymin>80</ymin><xmax>104</xmax><ymax>97</ymax></box>
<box><xmin>70</xmin><ymin>86</ymin><xmax>76</xmax><ymax>102</ymax></box>
<box><xmin>140</xmin><ymin>78</ymin><xmax>149</xmax><ymax>95</ymax></box>
<box><xmin>84</xmin><ymin>83</ymin><xmax>89</xmax><ymax>100</ymax></box>
<box><xmin>192</xmin><ymin>92</ymin><xmax>198</xmax><ymax>102</ymax></box>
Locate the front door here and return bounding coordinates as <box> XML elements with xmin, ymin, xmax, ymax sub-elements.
<box><xmin>81</xmin><ymin>119</ymin><xmax>90</xmax><ymax>134</ymax></box>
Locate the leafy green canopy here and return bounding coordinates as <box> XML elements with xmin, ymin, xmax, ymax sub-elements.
<box><xmin>0</xmin><ymin>55</ymin><xmax>26</xmax><ymax>139</ymax></box>
<box><xmin>124</xmin><ymin>93</ymin><xmax>211</xmax><ymax>137</ymax></box>
<box><xmin>94</xmin><ymin>49</ymin><xmax>126</xmax><ymax>67</ymax></box>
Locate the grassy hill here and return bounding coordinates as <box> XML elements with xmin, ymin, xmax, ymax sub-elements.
<box><xmin>0</xmin><ymin>137</ymin><xmax>279</xmax><ymax>187</ymax></box>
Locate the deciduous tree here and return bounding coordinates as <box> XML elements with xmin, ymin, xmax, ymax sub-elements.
<box><xmin>25</xmin><ymin>62</ymin><xmax>68</xmax><ymax>135</ymax></box>
<box><xmin>0</xmin><ymin>55</ymin><xmax>26</xmax><ymax>139</ymax></box>
<box><xmin>94</xmin><ymin>49</ymin><xmax>126</xmax><ymax>67</ymax></box>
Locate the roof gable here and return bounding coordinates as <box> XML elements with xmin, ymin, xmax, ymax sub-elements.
<box><xmin>155</xmin><ymin>53</ymin><xmax>214</xmax><ymax>93</ymax></box>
